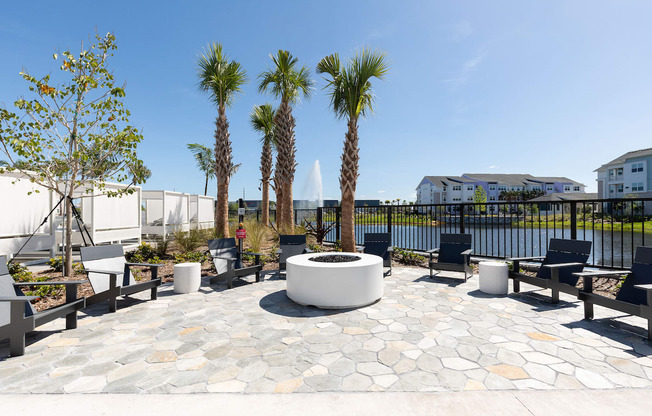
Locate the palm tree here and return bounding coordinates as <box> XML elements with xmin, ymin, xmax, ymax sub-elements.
<box><xmin>197</xmin><ymin>43</ymin><xmax>247</xmax><ymax>237</ymax></box>
<box><xmin>258</xmin><ymin>50</ymin><xmax>313</xmax><ymax>232</ymax></box>
<box><xmin>317</xmin><ymin>49</ymin><xmax>389</xmax><ymax>252</ymax></box>
<box><xmin>187</xmin><ymin>143</ymin><xmax>215</xmax><ymax>195</ymax></box>
<box><xmin>250</xmin><ymin>104</ymin><xmax>277</xmax><ymax>226</ymax></box>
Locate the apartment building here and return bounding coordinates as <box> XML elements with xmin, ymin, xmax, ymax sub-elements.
<box><xmin>416</xmin><ymin>173</ymin><xmax>585</xmax><ymax>206</ymax></box>
<box><xmin>595</xmin><ymin>148</ymin><xmax>652</xmax><ymax>199</ymax></box>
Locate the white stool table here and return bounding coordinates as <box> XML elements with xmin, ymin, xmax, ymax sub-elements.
<box><xmin>174</xmin><ymin>262</ymin><xmax>201</xmax><ymax>294</ymax></box>
<box><xmin>479</xmin><ymin>261</ymin><xmax>509</xmax><ymax>295</ymax></box>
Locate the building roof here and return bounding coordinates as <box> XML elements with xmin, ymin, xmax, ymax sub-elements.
<box><xmin>420</xmin><ymin>176</ymin><xmax>474</xmax><ymax>189</ymax></box>
<box><xmin>595</xmin><ymin>148</ymin><xmax>652</xmax><ymax>171</ymax></box>
<box><xmin>525</xmin><ymin>177</ymin><xmax>585</xmax><ymax>186</ymax></box>
<box><xmin>463</xmin><ymin>173</ymin><xmax>533</xmax><ymax>186</ymax></box>
<box><xmin>420</xmin><ymin>174</ymin><xmax>586</xmax><ymax>189</ymax></box>
<box><xmin>529</xmin><ymin>193</ymin><xmax>598</xmax><ymax>202</ymax></box>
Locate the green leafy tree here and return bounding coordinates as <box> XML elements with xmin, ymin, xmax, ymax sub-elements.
<box><xmin>317</xmin><ymin>49</ymin><xmax>389</xmax><ymax>252</ymax></box>
<box><xmin>258</xmin><ymin>50</ymin><xmax>313</xmax><ymax>232</ymax></box>
<box><xmin>250</xmin><ymin>104</ymin><xmax>277</xmax><ymax>226</ymax></box>
<box><xmin>197</xmin><ymin>43</ymin><xmax>247</xmax><ymax>237</ymax></box>
<box><xmin>0</xmin><ymin>32</ymin><xmax>148</xmax><ymax>276</ymax></box>
<box><xmin>187</xmin><ymin>143</ymin><xmax>215</xmax><ymax>195</ymax></box>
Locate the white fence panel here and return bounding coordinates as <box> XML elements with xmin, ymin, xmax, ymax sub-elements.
<box><xmin>189</xmin><ymin>195</ymin><xmax>215</xmax><ymax>230</ymax></box>
<box><xmin>142</xmin><ymin>190</ymin><xmax>190</xmax><ymax>240</ymax></box>
<box><xmin>0</xmin><ymin>172</ymin><xmax>54</xmax><ymax>256</ymax></box>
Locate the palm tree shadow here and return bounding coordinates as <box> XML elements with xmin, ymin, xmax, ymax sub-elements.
<box><xmin>414</xmin><ymin>274</ymin><xmax>467</xmax><ymax>288</ymax></box>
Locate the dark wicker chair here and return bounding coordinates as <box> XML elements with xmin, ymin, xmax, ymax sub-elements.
<box><xmin>277</xmin><ymin>235</ymin><xmax>312</xmax><ymax>272</ymax></box>
<box><xmin>208</xmin><ymin>238</ymin><xmax>262</xmax><ymax>289</ymax></box>
<box><xmin>427</xmin><ymin>233</ymin><xmax>473</xmax><ymax>282</ymax></box>
<box><xmin>361</xmin><ymin>233</ymin><xmax>393</xmax><ymax>276</ymax></box>
<box><xmin>80</xmin><ymin>244</ymin><xmax>162</xmax><ymax>312</ymax></box>
<box><xmin>0</xmin><ymin>256</ymin><xmax>86</xmax><ymax>356</ymax></box>
<box><xmin>508</xmin><ymin>238</ymin><xmax>592</xmax><ymax>303</ymax></box>
<box><xmin>575</xmin><ymin>246</ymin><xmax>652</xmax><ymax>340</ymax></box>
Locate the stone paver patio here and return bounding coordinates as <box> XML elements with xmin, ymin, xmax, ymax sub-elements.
<box><xmin>1</xmin><ymin>267</ymin><xmax>652</xmax><ymax>394</ymax></box>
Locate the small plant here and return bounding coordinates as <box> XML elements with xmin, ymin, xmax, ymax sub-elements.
<box><xmin>243</xmin><ymin>220</ymin><xmax>268</xmax><ymax>253</ymax></box>
<box><xmin>126</xmin><ymin>243</ymin><xmax>166</xmax><ymax>264</ymax></box>
<box><xmin>173</xmin><ymin>251</ymin><xmax>208</xmax><ymax>264</ymax></box>
<box><xmin>173</xmin><ymin>228</ymin><xmax>203</xmax><ymax>253</ymax></box>
<box><xmin>152</xmin><ymin>236</ymin><xmax>170</xmax><ymax>258</ymax></box>
<box><xmin>9</xmin><ymin>262</ymin><xmax>62</xmax><ymax>297</ymax></box>
<box><xmin>303</xmin><ymin>220</ymin><xmax>336</xmax><ymax>244</ymax></box>
<box><xmin>47</xmin><ymin>256</ymin><xmax>84</xmax><ymax>274</ymax></box>
<box><xmin>307</xmin><ymin>243</ymin><xmax>326</xmax><ymax>253</ymax></box>
<box><xmin>393</xmin><ymin>247</ymin><xmax>425</xmax><ymax>266</ymax></box>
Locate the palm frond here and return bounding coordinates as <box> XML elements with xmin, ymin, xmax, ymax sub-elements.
<box><xmin>196</xmin><ymin>43</ymin><xmax>248</xmax><ymax>108</ymax></box>
<box><xmin>187</xmin><ymin>143</ymin><xmax>216</xmax><ymax>179</ymax></box>
<box><xmin>250</xmin><ymin>104</ymin><xmax>277</xmax><ymax>148</ymax></box>
<box><xmin>258</xmin><ymin>50</ymin><xmax>313</xmax><ymax>105</ymax></box>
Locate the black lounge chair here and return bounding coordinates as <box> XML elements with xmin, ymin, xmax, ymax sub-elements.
<box><xmin>427</xmin><ymin>233</ymin><xmax>473</xmax><ymax>281</ymax></box>
<box><xmin>361</xmin><ymin>233</ymin><xmax>393</xmax><ymax>276</ymax></box>
<box><xmin>277</xmin><ymin>235</ymin><xmax>312</xmax><ymax>272</ymax></box>
<box><xmin>575</xmin><ymin>246</ymin><xmax>652</xmax><ymax>340</ymax></box>
<box><xmin>208</xmin><ymin>238</ymin><xmax>262</xmax><ymax>289</ymax></box>
<box><xmin>80</xmin><ymin>244</ymin><xmax>162</xmax><ymax>312</ymax></box>
<box><xmin>0</xmin><ymin>256</ymin><xmax>86</xmax><ymax>356</ymax></box>
<box><xmin>509</xmin><ymin>238</ymin><xmax>592</xmax><ymax>303</ymax></box>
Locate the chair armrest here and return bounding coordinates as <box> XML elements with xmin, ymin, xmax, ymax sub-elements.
<box><xmin>355</xmin><ymin>246</ymin><xmax>364</xmax><ymax>252</ymax></box>
<box><xmin>461</xmin><ymin>249</ymin><xmax>473</xmax><ymax>256</ymax></box>
<box><xmin>304</xmin><ymin>248</ymin><xmax>313</xmax><ymax>253</ymax></box>
<box><xmin>0</xmin><ymin>296</ymin><xmax>40</xmax><ymax>302</ymax></box>
<box><xmin>126</xmin><ymin>262</ymin><xmax>164</xmax><ymax>268</ymax></box>
<box><xmin>276</xmin><ymin>249</ymin><xmax>283</xmax><ymax>255</ymax></box>
<box><xmin>634</xmin><ymin>284</ymin><xmax>652</xmax><ymax>291</ymax></box>
<box><xmin>83</xmin><ymin>269</ymin><xmax>124</xmax><ymax>275</ymax></box>
<box><xmin>427</xmin><ymin>248</ymin><xmax>439</xmax><ymax>253</ymax></box>
<box><xmin>573</xmin><ymin>270</ymin><xmax>631</xmax><ymax>278</ymax></box>
<box><xmin>13</xmin><ymin>280</ymin><xmax>88</xmax><ymax>287</ymax></box>
<box><xmin>542</xmin><ymin>262</ymin><xmax>585</xmax><ymax>269</ymax></box>
<box><xmin>387</xmin><ymin>247</ymin><xmax>394</xmax><ymax>253</ymax></box>
<box><xmin>239</xmin><ymin>252</ymin><xmax>264</xmax><ymax>256</ymax></box>
<box><xmin>507</xmin><ymin>256</ymin><xmax>545</xmax><ymax>262</ymax></box>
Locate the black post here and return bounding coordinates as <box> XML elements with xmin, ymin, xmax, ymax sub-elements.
<box><xmin>294</xmin><ymin>209</ymin><xmax>298</xmax><ymax>226</ymax></box>
<box><xmin>387</xmin><ymin>206</ymin><xmax>393</xmax><ymax>235</ymax></box>
<box><xmin>335</xmin><ymin>206</ymin><xmax>341</xmax><ymax>242</ymax></box>
<box><xmin>257</xmin><ymin>209</ymin><xmax>260</xmax><ymax>223</ymax></box>
<box><xmin>570</xmin><ymin>201</ymin><xmax>577</xmax><ymax>240</ymax></box>
<box><xmin>459</xmin><ymin>204</ymin><xmax>465</xmax><ymax>234</ymax></box>
<box><xmin>238</xmin><ymin>198</ymin><xmax>245</xmax><ymax>254</ymax></box>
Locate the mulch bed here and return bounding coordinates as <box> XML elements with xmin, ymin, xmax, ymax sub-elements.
<box><xmin>20</xmin><ymin>241</ymin><xmax>622</xmax><ymax>311</ymax></box>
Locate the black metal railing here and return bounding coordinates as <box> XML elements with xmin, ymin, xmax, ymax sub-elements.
<box><xmin>316</xmin><ymin>198</ymin><xmax>651</xmax><ymax>269</ymax></box>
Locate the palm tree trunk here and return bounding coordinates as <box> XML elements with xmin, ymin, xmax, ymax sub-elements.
<box><xmin>214</xmin><ymin>105</ymin><xmax>233</xmax><ymax>237</ymax></box>
<box><xmin>274</xmin><ymin>99</ymin><xmax>296</xmax><ymax>232</ymax></box>
<box><xmin>261</xmin><ymin>180</ymin><xmax>269</xmax><ymax>226</ymax></box>
<box><xmin>274</xmin><ymin>177</ymin><xmax>284</xmax><ymax>228</ymax></box>
<box><xmin>204</xmin><ymin>175</ymin><xmax>208</xmax><ymax>196</ymax></box>
<box><xmin>339</xmin><ymin>117</ymin><xmax>360</xmax><ymax>252</ymax></box>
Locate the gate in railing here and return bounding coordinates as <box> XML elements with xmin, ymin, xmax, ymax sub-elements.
<box><xmin>317</xmin><ymin>199</ymin><xmax>651</xmax><ymax>269</ymax></box>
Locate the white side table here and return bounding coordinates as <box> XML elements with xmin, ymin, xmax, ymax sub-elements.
<box><xmin>479</xmin><ymin>261</ymin><xmax>509</xmax><ymax>295</ymax></box>
<box><xmin>174</xmin><ymin>262</ymin><xmax>201</xmax><ymax>294</ymax></box>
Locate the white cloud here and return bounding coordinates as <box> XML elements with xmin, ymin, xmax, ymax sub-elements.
<box><xmin>377</xmin><ymin>190</ymin><xmax>386</xmax><ymax>194</ymax></box>
<box><xmin>488</xmin><ymin>165</ymin><xmax>499</xmax><ymax>169</ymax></box>
<box><xmin>443</xmin><ymin>52</ymin><xmax>487</xmax><ymax>89</ymax></box>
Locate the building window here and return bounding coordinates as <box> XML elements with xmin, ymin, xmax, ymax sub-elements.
<box><xmin>466</xmin><ymin>186</ymin><xmax>474</xmax><ymax>191</ymax></box>
<box><xmin>452</xmin><ymin>197</ymin><xmax>461</xmax><ymax>202</ymax></box>
<box><xmin>574</xmin><ymin>186</ymin><xmax>580</xmax><ymax>191</ymax></box>
<box><xmin>632</xmin><ymin>163</ymin><xmax>644</xmax><ymax>173</ymax></box>
<box><xmin>632</xmin><ymin>182</ymin><xmax>644</xmax><ymax>192</ymax></box>
<box><xmin>564</xmin><ymin>185</ymin><xmax>571</xmax><ymax>192</ymax></box>
<box><xmin>617</xmin><ymin>168</ymin><xmax>623</xmax><ymax>176</ymax></box>
<box><xmin>498</xmin><ymin>185</ymin><xmax>507</xmax><ymax>191</ymax></box>
<box><xmin>489</xmin><ymin>196</ymin><xmax>496</xmax><ymax>201</ymax></box>
<box><xmin>546</xmin><ymin>186</ymin><xmax>553</xmax><ymax>191</ymax></box>
<box><xmin>467</xmin><ymin>197</ymin><xmax>473</xmax><ymax>201</ymax></box>
<box><xmin>531</xmin><ymin>185</ymin><xmax>540</xmax><ymax>190</ymax></box>
<box><xmin>443</xmin><ymin>186</ymin><xmax>447</xmax><ymax>191</ymax></box>
<box><xmin>617</xmin><ymin>184</ymin><xmax>623</xmax><ymax>193</ymax></box>
<box><xmin>489</xmin><ymin>186</ymin><xmax>496</xmax><ymax>191</ymax></box>
<box><xmin>452</xmin><ymin>185</ymin><xmax>461</xmax><ymax>191</ymax></box>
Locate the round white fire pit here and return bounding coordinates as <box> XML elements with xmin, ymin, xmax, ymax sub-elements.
<box><xmin>286</xmin><ymin>252</ymin><xmax>383</xmax><ymax>309</ymax></box>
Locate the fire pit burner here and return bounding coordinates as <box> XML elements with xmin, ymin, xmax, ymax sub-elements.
<box><xmin>308</xmin><ymin>254</ymin><xmax>361</xmax><ymax>263</ymax></box>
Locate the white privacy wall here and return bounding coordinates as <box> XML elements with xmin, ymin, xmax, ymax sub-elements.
<box><xmin>0</xmin><ymin>172</ymin><xmax>54</xmax><ymax>257</ymax></box>
<box><xmin>142</xmin><ymin>190</ymin><xmax>190</xmax><ymax>239</ymax></box>
<box><xmin>80</xmin><ymin>183</ymin><xmax>142</xmax><ymax>246</ymax></box>
<box><xmin>189</xmin><ymin>194</ymin><xmax>215</xmax><ymax>230</ymax></box>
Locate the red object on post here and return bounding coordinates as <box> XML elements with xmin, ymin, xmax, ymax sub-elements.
<box><xmin>236</xmin><ymin>229</ymin><xmax>246</xmax><ymax>239</ymax></box>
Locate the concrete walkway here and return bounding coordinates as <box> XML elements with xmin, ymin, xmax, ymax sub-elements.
<box><xmin>1</xmin><ymin>390</ymin><xmax>650</xmax><ymax>416</ymax></box>
<box><xmin>2</xmin><ymin>267</ymin><xmax>651</xmax><ymax>394</ymax></box>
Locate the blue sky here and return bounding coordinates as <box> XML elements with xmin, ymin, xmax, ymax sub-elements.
<box><xmin>1</xmin><ymin>1</ymin><xmax>651</xmax><ymax>201</ymax></box>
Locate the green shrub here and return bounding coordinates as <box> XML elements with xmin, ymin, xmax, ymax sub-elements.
<box><xmin>393</xmin><ymin>247</ymin><xmax>425</xmax><ymax>266</ymax></box>
<box><xmin>9</xmin><ymin>262</ymin><xmax>62</xmax><ymax>297</ymax></box>
<box><xmin>243</xmin><ymin>220</ymin><xmax>267</xmax><ymax>254</ymax></box>
<box><xmin>173</xmin><ymin>251</ymin><xmax>208</xmax><ymax>264</ymax></box>
<box><xmin>126</xmin><ymin>243</ymin><xmax>166</xmax><ymax>264</ymax></box>
<box><xmin>307</xmin><ymin>243</ymin><xmax>326</xmax><ymax>253</ymax></box>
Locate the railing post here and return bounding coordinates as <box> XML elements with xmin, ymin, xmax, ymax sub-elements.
<box><xmin>335</xmin><ymin>207</ymin><xmax>341</xmax><ymax>242</ymax></box>
<box><xmin>257</xmin><ymin>209</ymin><xmax>260</xmax><ymax>223</ymax></box>
<box><xmin>459</xmin><ymin>204</ymin><xmax>465</xmax><ymax>234</ymax></box>
<box><xmin>570</xmin><ymin>201</ymin><xmax>577</xmax><ymax>240</ymax></box>
<box><xmin>294</xmin><ymin>209</ymin><xmax>298</xmax><ymax>226</ymax></box>
<box><xmin>387</xmin><ymin>206</ymin><xmax>393</xmax><ymax>235</ymax></box>
<box><xmin>317</xmin><ymin>207</ymin><xmax>323</xmax><ymax>229</ymax></box>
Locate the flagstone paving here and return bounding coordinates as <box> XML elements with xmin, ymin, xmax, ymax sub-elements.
<box><xmin>1</xmin><ymin>267</ymin><xmax>652</xmax><ymax>393</ymax></box>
